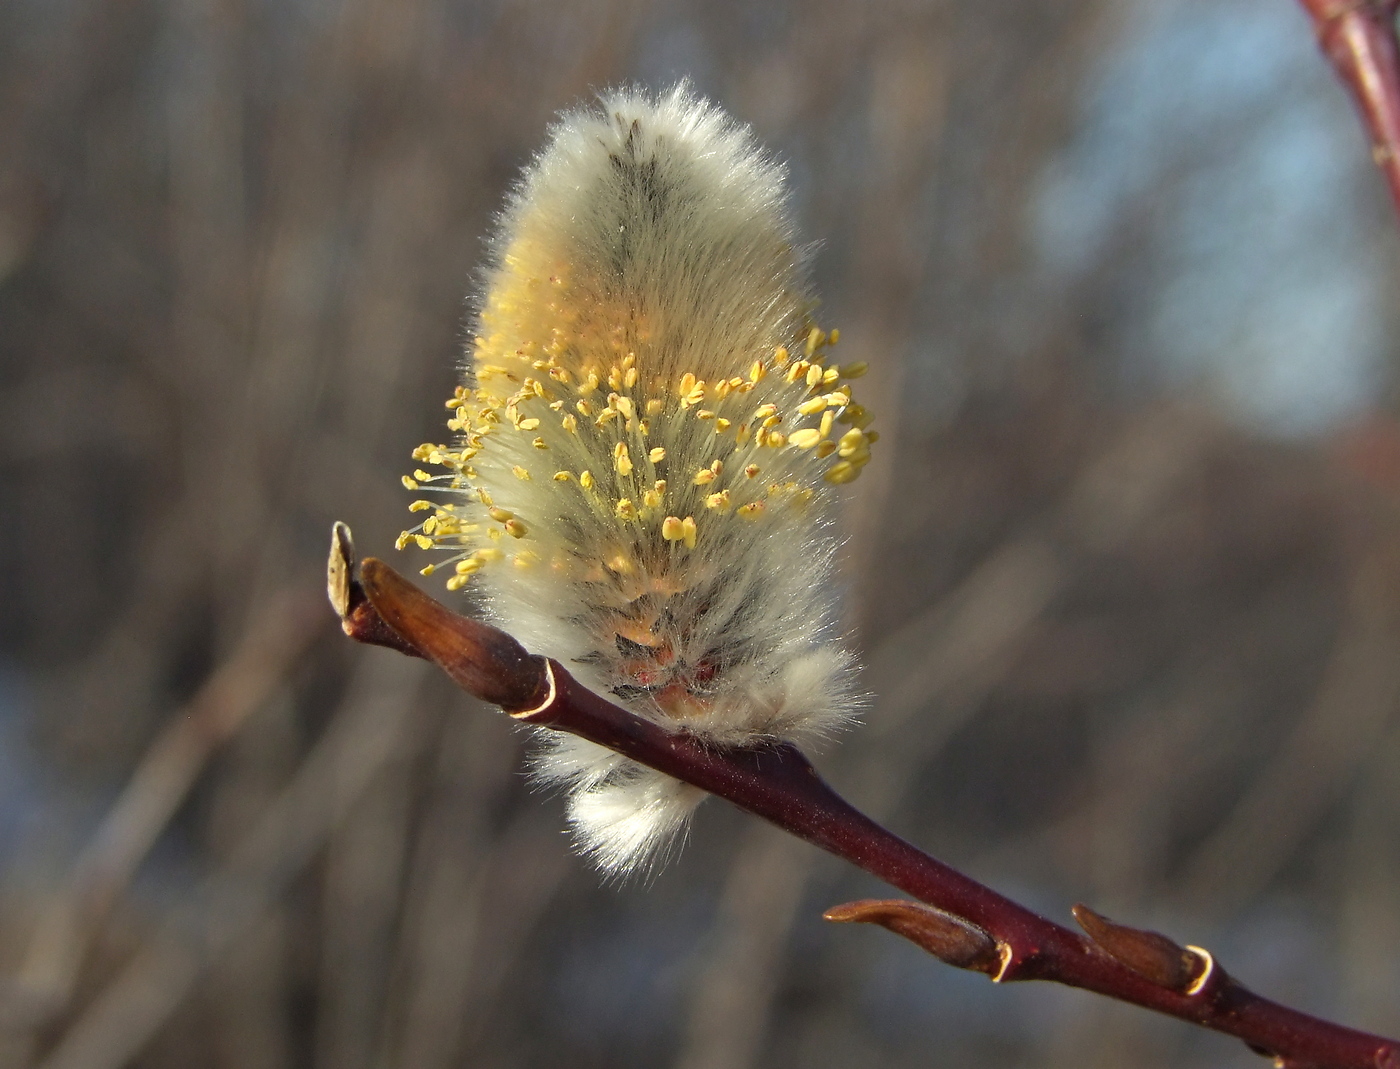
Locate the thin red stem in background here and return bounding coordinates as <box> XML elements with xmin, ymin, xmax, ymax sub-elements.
<box><xmin>1299</xmin><ymin>0</ymin><xmax>1400</xmax><ymax>217</ymax></box>
<box><xmin>329</xmin><ymin>528</ymin><xmax>1400</xmax><ymax>1069</ymax></box>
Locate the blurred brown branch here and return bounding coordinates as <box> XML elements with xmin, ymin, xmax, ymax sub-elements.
<box><xmin>1298</xmin><ymin>0</ymin><xmax>1400</xmax><ymax>217</ymax></box>
<box><xmin>330</xmin><ymin>524</ymin><xmax>1400</xmax><ymax>1069</ymax></box>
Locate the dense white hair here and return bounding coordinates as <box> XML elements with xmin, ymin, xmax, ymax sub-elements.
<box><xmin>400</xmin><ymin>84</ymin><xmax>876</xmax><ymax>874</ymax></box>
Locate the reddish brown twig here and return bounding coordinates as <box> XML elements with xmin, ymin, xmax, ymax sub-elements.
<box><xmin>328</xmin><ymin>526</ymin><xmax>1400</xmax><ymax>1069</ymax></box>
<box><xmin>1298</xmin><ymin>0</ymin><xmax>1400</xmax><ymax>218</ymax></box>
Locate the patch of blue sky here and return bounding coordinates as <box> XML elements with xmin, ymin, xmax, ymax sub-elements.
<box><xmin>1035</xmin><ymin>0</ymin><xmax>1389</xmax><ymax>436</ymax></box>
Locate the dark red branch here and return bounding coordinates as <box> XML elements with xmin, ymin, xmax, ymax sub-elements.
<box><xmin>1298</xmin><ymin>0</ymin><xmax>1400</xmax><ymax>218</ymax></box>
<box><xmin>327</xmin><ymin>527</ymin><xmax>1400</xmax><ymax>1069</ymax></box>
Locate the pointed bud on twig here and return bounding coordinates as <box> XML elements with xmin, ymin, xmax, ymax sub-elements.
<box><xmin>1072</xmin><ymin>904</ymin><xmax>1206</xmax><ymax>993</ymax></box>
<box><xmin>356</xmin><ymin>556</ymin><xmax>550</xmax><ymax>712</ymax></box>
<box><xmin>824</xmin><ymin>899</ymin><xmax>1003</xmax><ymax>975</ymax></box>
<box><xmin>327</xmin><ymin>523</ymin><xmax>427</xmax><ymax>660</ymax></box>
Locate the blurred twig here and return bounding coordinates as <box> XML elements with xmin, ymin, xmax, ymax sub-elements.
<box><xmin>9</xmin><ymin>589</ymin><xmax>325</xmax><ymax>1027</ymax></box>
<box><xmin>1297</xmin><ymin>0</ymin><xmax>1400</xmax><ymax>218</ymax></box>
<box><xmin>35</xmin><ymin>651</ymin><xmax>430</xmax><ymax>1069</ymax></box>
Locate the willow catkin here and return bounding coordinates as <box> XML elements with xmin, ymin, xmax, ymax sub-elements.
<box><xmin>401</xmin><ymin>84</ymin><xmax>876</xmax><ymax>874</ymax></box>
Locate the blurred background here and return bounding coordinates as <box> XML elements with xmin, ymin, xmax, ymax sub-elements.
<box><xmin>2</xmin><ymin>0</ymin><xmax>1400</xmax><ymax>1066</ymax></box>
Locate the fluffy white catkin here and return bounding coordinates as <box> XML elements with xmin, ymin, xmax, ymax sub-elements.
<box><xmin>400</xmin><ymin>84</ymin><xmax>877</xmax><ymax>875</ymax></box>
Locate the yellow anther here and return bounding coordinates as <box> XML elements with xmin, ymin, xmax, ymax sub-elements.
<box><xmin>838</xmin><ymin>429</ymin><xmax>867</xmax><ymax>457</ymax></box>
<box><xmin>649</xmin><ymin>447</ymin><xmax>666</xmax><ymax>464</ymax></box>
<box><xmin>806</xmin><ymin>327</ymin><xmax>823</xmax><ymax>356</ymax></box>
<box><xmin>455</xmin><ymin>557</ymin><xmax>484</xmax><ymax>575</ymax></box>
<box><xmin>754</xmin><ymin>403</ymin><xmax>778</xmax><ymax>420</ymax></box>
<box><xmin>715</xmin><ymin>418</ymin><xmax>731</xmax><ymax>432</ymax></box>
<box><xmin>773</xmin><ymin>345</ymin><xmax>790</xmax><ymax>367</ymax></box>
<box><xmin>624</xmin><ymin>367</ymin><xmax>639</xmax><ymax>388</ymax></box>
<box><xmin>445</xmin><ymin>575</ymin><xmax>469</xmax><ymax>592</ymax></box>
<box><xmin>806</xmin><ymin>364</ymin><xmax>824</xmax><ymax>389</ymax></box>
<box><xmin>820</xmin><ymin>410</ymin><xmax>835</xmax><ymax>439</ymax></box>
<box><xmin>706</xmin><ymin>490</ymin><xmax>731</xmax><ymax>511</ymax></box>
<box><xmin>829</xmin><ymin>328</ymin><xmax>841</xmax><ymax>345</ymax></box>
<box><xmin>402</xmin><ymin>476</ymin><xmax>419</xmax><ymax>490</ymax></box>
<box><xmin>785</xmin><ymin>361</ymin><xmax>808</xmax><ymax>384</ymax></box>
<box><xmin>553</xmin><ymin>471</ymin><xmax>573</xmax><ymax>481</ymax></box>
<box><xmin>825</xmin><ymin>461</ymin><xmax>859</xmax><ymax>484</ymax></box>
<box><xmin>681</xmin><ymin>516</ymin><xmax>698</xmax><ymax>548</ymax></box>
<box><xmin>549</xmin><ymin>367</ymin><xmax>573</xmax><ymax>383</ymax></box>
<box><xmin>678</xmin><ymin>372</ymin><xmax>697</xmax><ymax>397</ymax></box>
<box><xmin>737</xmin><ymin>501</ymin><xmax>765</xmax><ymax>519</ymax></box>
<box><xmin>414</xmin><ymin>535</ymin><xmax>433</xmax><ymax>550</ymax></box>
<box><xmin>477</xmin><ymin>488</ymin><xmax>494</xmax><ymax>506</ymax></box>
<box><xmin>576</xmin><ymin>400</ymin><xmax>593</xmax><ymax>416</ymax></box>
<box><xmin>477</xmin><ymin>547</ymin><xmax>504</xmax><ymax>561</ymax></box>
<box><xmin>409</xmin><ymin>500</ymin><xmax>433</xmax><ymax>512</ymax></box>
<box><xmin>579</xmin><ymin>371</ymin><xmax>600</xmax><ymax>395</ymax></box>
<box><xmin>615</xmin><ymin>498</ymin><xmax>636</xmax><ymax>520</ymax></box>
<box><xmin>766</xmin><ymin>431</ymin><xmax>787</xmax><ymax>448</ymax></box>
<box><xmin>532</xmin><ymin>436</ymin><xmax>548</xmax><ymax>449</ymax></box>
<box><xmin>512</xmin><ymin>465</ymin><xmax>531</xmax><ymax>480</ymax></box>
<box><xmin>697</xmin><ymin>409</ymin><xmax>716</xmax><ymax>420</ymax></box>
<box><xmin>504</xmin><ymin>518</ymin><xmax>528</xmax><ymax>538</ymax></box>
<box><xmin>816</xmin><ymin>440</ymin><xmax>837</xmax><ymax>459</ymax></box>
<box><xmin>839</xmin><ymin>404</ymin><xmax>871</xmax><ymax>429</ymax></box>
<box><xmin>694</xmin><ymin>469</ymin><xmax>716</xmax><ymax>486</ymax></box>
<box><xmin>662</xmin><ymin>516</ymin><xmax>686</xmax><ymax>542</ymax></box>
<box><xmin>646</xmin><ymin>398</ymin><xmax>665</xmax><ymax>415</ymax></box>
<box><xmin>517</xmin><ymin>417</ymin><xmax>540</xmax><ymax>431</ymax></box>
<box><xmin>616</xmin><ymin>396</ymin><xmax>635</xmax><ymax>421</ymax></box>
<box><xmin>614</xmin><ymin>442</ymin><xmax>633</xmax><ymax>476</ymax></box>
<box><xmin>420</xmin><ymin>564</ymin><xmax>436</xmax><ymax>576</ymax></box>
<box><xmin>395</xmin><ymin>532</ymin><xmax>411</xmax><ymax>551</ymax></box>
<box><xmin>643</xmin><ymin>487</ymin><xmax>663</xmax><ymax>509</ymax></box>
<box><xmin>744</xmin><ymin>464</ymin><xmax>760</xmax><ymax>478</ymax></box>
<box><xmin>788</xmin><ymin>428</ymin><xmax>822</xmax><ymax>449</ymax></box>
<box><xmin>580</xmin><ymin>470</ymin><xmax>594</xmax><ymax>489</ymax></box>
<box><xmin>798</xmin><ymin>397</ymin><xmax>828</xmax><ymax>416</ymax></box>
<box><xmin>748</xmin><ymin>360</ymin><xmax>767</xmax><ymax>383</ymax></box>
<box><xmin>822</xmin><ymin>367</ymin><xmax>840</xmax><ymax>385</ymax></box>
<box><xmin>488</xmin><ymin>507</ymin><xmax>514</xmax><ymax>523</ymax></box>
<box><xmin>561</xmin><ymin>414</ymin><xmax>578</xmax><ymax>433</ymax></box>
